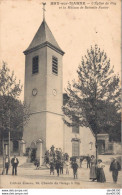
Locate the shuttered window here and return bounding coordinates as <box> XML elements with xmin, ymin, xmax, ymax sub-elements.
<box><xmin>32</xmin><ymin>56</ymin><xmax>39</xmax><ymax>74</ymax></box>
<box><xmin>52</xmin><ymin>56</ymin><xmax>58</xmax><ymax>75</ymax></box>
<box><xmin>72</xmin><ymin>141</ymin><xmax>79</xmax><ymax>156</ymax></box>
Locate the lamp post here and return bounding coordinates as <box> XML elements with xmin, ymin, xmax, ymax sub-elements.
<box><xmin>95</xmin><ymin>133</ymin><xmax>98</xmax><ymax>164</ymax></box>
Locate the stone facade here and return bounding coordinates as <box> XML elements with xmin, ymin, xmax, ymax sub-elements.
<box><xmin>64</xmin><ymin>125</ymin><xmax>95</xmax><ymax>157</ymax></box>
<box><xmin>23</xmin><ymin>18</ymin><xmax>96</xmax><ymax>163</ymax></box>
<box><xmin>97</xmin><ymin>134</ymin><xmax>122</xmax><ymax>155</ymax></box>
<box><xmin>23</xmin><ymin>19</ymin><xmax>64</xmax><ymax>162</ymax></box>
<box><xmin>97</xmin><ymin>134</ymin><xmax>109</xmax><ymax>154</ymax></box>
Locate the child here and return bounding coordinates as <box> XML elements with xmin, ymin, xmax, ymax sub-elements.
<box><xmin>72</xmin><ymin>160</ymin><xmax>78</xmax><ymax>179</ymax></box>
<box><xmin>50</xmin><ymin>160</ymin><xmax>55</xmax><ymax>175</ymax></box>
<box><xmin>34</xmin><ymin>159</ymin><xmax>40</xmax><ymax>169</ymax></box>
<box><xmin>65</xmin><ymin>160</ymin><xmax>70</xmax><ymax>175</ymax></box>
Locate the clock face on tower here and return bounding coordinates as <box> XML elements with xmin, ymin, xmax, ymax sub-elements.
<box><xmin>32</xmin><ymin>88</ymin><xmax>38</xmax><ymax>96</ymax></box>
<box><xmin>52</xmin><ymin>89</ymin><xmax>57</xmax><ymax>96</ymax></box>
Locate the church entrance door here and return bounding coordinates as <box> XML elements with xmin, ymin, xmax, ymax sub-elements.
<box><xmin>30</xmin><ymin>148</ymin><xmax>37</xmax><ymax>162</ymax></box>
<box><xmin>97</xmin><ymin>140</ymin><xmax>105</xmax><ymax>154</ymax></box>
<box><xmin>13</xmin><ymin>140</ymin><xmax>19</xmax><ymax>153</ymax></box>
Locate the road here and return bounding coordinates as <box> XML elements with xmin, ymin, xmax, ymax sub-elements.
<box><xmin>0</xmin><ymin>156</ymin><xmax>121</xmax><ymax>189</ymax></box>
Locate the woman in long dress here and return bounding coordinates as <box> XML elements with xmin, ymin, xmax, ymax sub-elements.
<box><xmin>97</xmin><ymin>159</ymin><xmax>106</xmax><ymax>183</ymax></box>
<box><xmin>90</xmin><ymin>155</ymin><xmax>97</xmax><ymax>181</ymax></box>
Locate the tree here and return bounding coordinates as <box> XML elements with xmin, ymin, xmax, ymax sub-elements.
<box><xmin>104</xmin><ymin>112</ymin><xmax>121</xmax><ymax>142</ymax></box>
<box><xmin>62</xmin><ymin>45</ymin><xmax>121</xmax><ymax>161</ymax></box>
<box><xmin>0</xmin><ymin>96</ymin><xmax>30</xmax><ymax>141</ymax></box>
<box><xmin>0</xmin><ymin>62</ymin><xmax>30</xmax><ymax>174</ymax></box>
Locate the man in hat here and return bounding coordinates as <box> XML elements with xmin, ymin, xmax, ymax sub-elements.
<box><xmin>5</xmin><ymin>155</ymin><xmax>10</xmax><ymax>175</ymax></box>
<box><xmin>86</xmin><ymin>154</ymin><xmax>91</xmax><ymax>168</ymax></box>
<box><xmin>109</xmin><ymin>158</ymin><xmax>121</xmax><ymax>183</ymax></box>
<box><xmin>11</xmin><ymin>155</ymin><xmax>19</xmax><ymax>175</ymax></box>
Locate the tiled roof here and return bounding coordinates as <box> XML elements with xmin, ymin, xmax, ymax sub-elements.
<box><xmin>24</xmin><ymin>20</ymin><xmax>63</xmax><ymax>54</ymax></box>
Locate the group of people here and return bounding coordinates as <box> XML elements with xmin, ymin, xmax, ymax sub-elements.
<box><xmin>52</xmin><ymin>159</ymin><xmax>65</xmax><ymax>176</ymax></box>
<box><xmin>48</xmin><ymin>154</ymin><xmax>121</xmax><ymax>183</ymax></box>
<box><xmin>3</xmin><ymin>153</ymin><xmax>121</xmax><ymax>184</ymax></box>
<box><xmin>49</xmin><ymin>158</ymin><xmax>78</xmax><ymax>179</ymax></box>
<box><xmin>44</xmin><ymin>146</ymin><xmax>69</xmax><ymax>165</ymax></box>
<box><xmin>90</xmin><ymin>155</ymin><xmax>106</xmax><ymax>183</ymax></box>
<box><xmin>48</xmin><ymin>155</ymin><xmax>121</xmax><ymax>183</ymax></box>
<box><xmin>48</xmin><ymin>159</ymin><xmax>70</xmax><ymax>176</ymax></box>
<box><xmin>4</xmin><ymin>155</ymin><xmax>19</xmax><ymax>175</ymax></box>
<box><xmin>43</xmin><ymin>146</ymin><xmax>70</xmax><ymax>176</ymax></box>
<box><xmin>89</xmin><ymin>155</ymin><xmax>121</xmax><ymax>183</ymax></box>
<box><xmin>44</xmin><ymin>146</ymin><xmax>79</xmax><ymax>178</ymax></box>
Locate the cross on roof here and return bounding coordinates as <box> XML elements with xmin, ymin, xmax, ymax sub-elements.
<box><xmin>42</xmin><ymin>2</ymin><xmax>46</xmax><ymax>21</ymax></box>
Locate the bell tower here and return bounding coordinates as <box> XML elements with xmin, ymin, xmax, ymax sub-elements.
<box><xmin>23</xmin><ymin>5</ymin><xmax>64</xmax><ymax>160</ymax></box>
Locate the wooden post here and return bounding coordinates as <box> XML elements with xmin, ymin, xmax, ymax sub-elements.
<box><xmin>95</xmin><ymin>134</ymin><xmax>98</xmax><ymax>164</ymax></box>
<box><xmin>2</xmin><ymin>136</ymin><xmax>5</xmax><ymax>175</ymax></box>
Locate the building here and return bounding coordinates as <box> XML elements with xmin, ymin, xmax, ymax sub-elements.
<box><xmin>97</xmin><ymin>133</ymin><xmax>122</xmax><ymax>155</ymax></box>
<box><xmin>22</xmin><ymin>14</ymin><xmax>96</xmax><ymax>164</ymax></box>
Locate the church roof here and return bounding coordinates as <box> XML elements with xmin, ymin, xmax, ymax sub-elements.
<box><xmin>24</xmin><ymin>20</ymin><xmax>64</xmax><ymax>55</ymax></box>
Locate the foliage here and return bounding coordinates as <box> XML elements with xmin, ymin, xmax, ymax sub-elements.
<box><xmin>105</xmin><ymin>112</ymin><xmax>121</xmax><ymax>142</ymax></box>
<box><xmin>0</xmin><ymin>62</ymin><xmax>30</xmax><ymax>140</ymax></box>
<box><xmin>62</xmin><ymin>45</ymin><xmax>121</xmax><ymax>139</ymax></box>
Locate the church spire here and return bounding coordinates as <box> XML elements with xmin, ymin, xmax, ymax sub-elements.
<box><xmin>42</xmin><ymin>2</ymin><xmax>46</xmax><ymax>21</ymax></box>
<box><xmin>24</xmin><ymin>3</ymin><xmax>64</xmax><ymax>56</ymax></box>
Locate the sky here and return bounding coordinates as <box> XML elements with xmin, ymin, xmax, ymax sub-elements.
<box><xmin>0</xmin><ymin>0</ymin><xmax>121</xmax><ymax>100</ymax></box>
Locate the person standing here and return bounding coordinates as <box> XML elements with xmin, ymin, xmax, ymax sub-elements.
<box><xmin>72</xmin><ymin>160</ymin><xmax>78</xmax><ymax>179</ymax></box>
<box><xmin>11</xmin><ymin>155</ymin><xmax>19</xmax><ymax>175</ymax></box>
<box><xmin>80</xmin><ymin>157</ymin><xmax>83</xmax><ymax>168</ymax></box>
<box><xmin>55</xmin><ymin>160</ymin><xmax>60</xmax><ymax>176</ymax></box>
<box><xmin>50</xmin><ymin>160</ymin><xmax>55</xmax><ymax>175</ymax></box>
<box><xmin>86</xmin><ymin>155</ymin><xmax>91</xmax><ymax>168</ymax></box>
<box><xmin>5</xmin><ymin>155</ymin><xmax>10</xmax><ymax>175</ymax></box>
<box><xmin>65</xmin><ymin>160</ymin><xmax>70</xmax><ymax>175</ymax></box>
<box><xmin>97</xmin><ymin>159</ymin><xmax>106</xmax><ymax>183</ymax></box>
<box><xmin>109</xmin><ymin>158</ymin><xmax>121</xmax><ymax>183</ymax></box>
<box><xmin>90</xmin><ymin>155</ymin><xmax>97</xmax><ymax>181</ymax></box>
<box><xmin>34</xmin><ymin>159</ymin><xmax>40</xmax><ymax>169</ymax></box>
<box><xmin>60</xmin><ymin>160</ymin><xmax>64</xmax><ymax>174</ymax></box>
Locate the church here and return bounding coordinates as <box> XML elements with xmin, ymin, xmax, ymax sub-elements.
<box><xmin>23</xmin><ymin>9</ymin><xmax>96</xmax><ymax>164</ymax></box>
